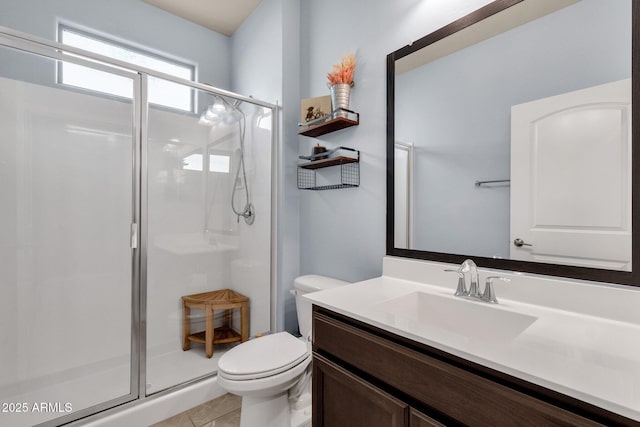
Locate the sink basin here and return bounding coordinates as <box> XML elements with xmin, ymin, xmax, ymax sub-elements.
<box><xmin>374</xmin><ymin>292</ymin><xmax>537</xmax><ymax>343</ymax></box>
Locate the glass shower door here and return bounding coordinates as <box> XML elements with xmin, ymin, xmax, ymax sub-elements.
<box><xmin>0</xmin><ymin>43</ymin><xmax>139</xmax><ymax>427</ymax></box>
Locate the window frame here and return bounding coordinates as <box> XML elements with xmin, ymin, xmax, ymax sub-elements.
<box><xmin>57</xmin><ymin>24</ymin><xmax>196</xmax><ymax>113</ymax></box>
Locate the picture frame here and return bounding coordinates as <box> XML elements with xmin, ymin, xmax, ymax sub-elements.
<box><xmin>300</xmin><ymin>95</ymin><xmax>332</xmax><ymax>124</ymax></box>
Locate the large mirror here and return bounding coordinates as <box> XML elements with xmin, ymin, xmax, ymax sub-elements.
<box><xmin>387</xmin><ymin>0</ymin><xmax>639</xmax><ymax>286</ymax></box>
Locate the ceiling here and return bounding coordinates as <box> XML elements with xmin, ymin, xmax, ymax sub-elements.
<box><xmin>143</xmin><ymin>0</ymin><xmax>263</xmax><ymax>36</ymax></box>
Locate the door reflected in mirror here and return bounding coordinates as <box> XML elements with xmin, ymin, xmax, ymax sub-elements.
<box><xmin>391</xmin><ymin>0</ymin><xmax>632</xmax><ymax>272</ymax></box>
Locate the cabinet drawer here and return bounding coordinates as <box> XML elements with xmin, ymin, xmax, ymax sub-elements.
<box><xmin>313</xmin><ymin>311</ymin><xmax>604</xmax><ymax>427</ymax></box>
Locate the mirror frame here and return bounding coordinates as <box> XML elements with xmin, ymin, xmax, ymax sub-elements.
<box><xmin>386</xmin><ymin>0</ymin><xmax>640</xmax><ymax>287</ymax></box>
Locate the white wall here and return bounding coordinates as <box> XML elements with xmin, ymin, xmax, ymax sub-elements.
<box><xmin>0</xmin><ymin>0</ymin><xmax>231</xmax><ymax>89</ymax></box>
<box><xmin>231</xmin><ymin>0</ymin><xmax>301</xmax><ymax>332</ymax></box>
<box><xmin>298</xmin><ymin>0</ymin><xmax>495</xmax><ymax>282</ymax></box>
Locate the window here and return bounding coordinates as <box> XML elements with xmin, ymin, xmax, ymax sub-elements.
<box><xmin>59</xmin><ymin>26</ymin><xmax>195</xmax><ymax>112</ymax></box>
<box><xmin>183</xmin><ymin>153</ymin><xmax>230</xmax><ymax>173</ymax></box>
<box><xmin>209</xmin><ymin>154</ymin><xmax>230</xmax><ymax>173</ymax></box>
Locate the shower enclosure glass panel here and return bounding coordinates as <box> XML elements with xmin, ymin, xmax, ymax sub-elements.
<box><xmin>0</xmin><ymin>46</ymin><xmax>137</xmax><ymax>426</ymax></box>
<box><xmin>146</xmin><ymin>81</ymin><xmax>273</xmax><ymax>394</ymax></box>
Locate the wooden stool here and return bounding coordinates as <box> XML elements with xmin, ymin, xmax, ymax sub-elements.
<box><xmin>182</xmin><ymin>289</ymin><xmax>249</xmax><ymax>358</ymax></box>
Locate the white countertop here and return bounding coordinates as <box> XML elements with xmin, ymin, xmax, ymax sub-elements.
<box><xmin>303</xmin><ymin>257</ymin><xmax>640</xmax><ymax>421</ymax></box>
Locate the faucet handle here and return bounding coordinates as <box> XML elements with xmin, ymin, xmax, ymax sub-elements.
<box><xmin>481</xmin><ymin>276</ymin><xmax>510</xmax><ymax>304</ymax></box>
<box><xmin>444</xmin><ymin>269</ymin><xmax>467</xmax><ymax>297</ymax></box>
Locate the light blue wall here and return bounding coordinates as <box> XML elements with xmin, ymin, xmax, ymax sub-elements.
<box><xmin>0</xmin><ymin>0</ymin><xmax>231</xmax><ymax>89</ymax></box>
<box><xmin>232</xmin><ymin>0</ymin><xmax>301</xmax><ymax>333</ymax></box>
<box><xmin>298</xmin><ymin>0</ymin><xmax>496</xmax><ymax>282</ymax></box>
<box><xmin>279</xmin><ymin>0</ymin><xmax>302</xmax><ymax>332</ymax></box>
<box><xmin>396</xmin><ymin>0</ymin><xmax>631</xmax><ymax>258</ymax></box>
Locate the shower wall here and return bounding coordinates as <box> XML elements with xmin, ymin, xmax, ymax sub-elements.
<box><xmin>145</xmin><ymin>85</ymin><xmax>273</xmax><ymax>393</ymax></box>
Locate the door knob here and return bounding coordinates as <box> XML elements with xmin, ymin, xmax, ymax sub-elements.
<box><xmin>513</xmin><ymin>238</ymin><xmax>532</xmax><ymax>247</ymax></box>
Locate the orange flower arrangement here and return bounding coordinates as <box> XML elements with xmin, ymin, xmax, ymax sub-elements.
<box><xmin>327</xmin><ymin>52</ymin><xmax>356</xmax><ymax>86</ymax></box>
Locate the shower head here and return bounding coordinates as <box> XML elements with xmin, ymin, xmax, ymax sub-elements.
<box><xmin>198</xmin><ymin>96</ymin><xmax>243</xmax><ymax>126</ymax></box>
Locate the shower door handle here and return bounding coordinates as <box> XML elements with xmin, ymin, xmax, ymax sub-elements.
<box><xmin>131</xmin><ymin>223</ymin><xmax>138</xmax><ymax>249</ymax></box>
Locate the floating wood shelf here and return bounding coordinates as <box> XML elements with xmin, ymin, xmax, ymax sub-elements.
<box><xmin>299</xmin><ymin>117</ymin><xmax>358</xmax><ymax>137</ymax></box>
<box><xmin>298</xmin><ymin>109</ymin><xmax>359</xmax><ymax>137</ymax></box>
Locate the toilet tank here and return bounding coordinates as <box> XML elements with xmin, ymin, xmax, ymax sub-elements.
<box><xmin>293</xmin><ymin>275</ymin><xmax>349</xmax><ymax>340</ymax></box>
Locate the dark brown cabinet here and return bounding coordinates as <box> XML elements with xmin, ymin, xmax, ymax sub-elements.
<box><xmin>410</xmin><ymin>409</ymin><xmax>445</xmax><ymax>427</ymax></box>
<box><xmin>313</xmin><ymin>355</ymin><xmax>409</xmax><ymax>427</ymax></box>
<box><xmin>313</xmin><ymin>353</ymin><xmax>443</xmax><ymax>427</ymax></box>
<box><xmin>312</xmin><ymin>306</ymin><xmax>638</xmax><ymax>427</ymax></box>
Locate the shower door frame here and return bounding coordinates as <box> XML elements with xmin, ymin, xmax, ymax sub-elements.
<box><xmin>0</xmin><ymin>25</ymin><xmax>279</xmax><ymax>427</ymax></box>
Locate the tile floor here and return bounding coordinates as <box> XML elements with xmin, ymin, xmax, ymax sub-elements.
<box><xmin>149</xmin><ymin>393</ymin><xmax>241</xmax><ymax>427</ymax></box>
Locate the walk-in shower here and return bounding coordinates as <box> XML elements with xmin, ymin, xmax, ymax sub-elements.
<box><xmin>0</xmin><ymin>26</ymin><xmax>276</xmax><ymax>427</ymax></box>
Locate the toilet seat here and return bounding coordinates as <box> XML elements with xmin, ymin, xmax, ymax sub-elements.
<box><xmin>218</xmin><ymin>332</ymin><xmax>309</xmax><ymax>381</ymax></box>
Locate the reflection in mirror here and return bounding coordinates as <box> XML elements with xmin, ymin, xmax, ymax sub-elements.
<box><xmin>390</xmin><ymin>0</ymin><xmax>633</xmax><ymax>276</ymax></box>
<box><xmin>394</xmin><ymin>142</ymin><xmax>413</xmax><ymax>249</ymax></box>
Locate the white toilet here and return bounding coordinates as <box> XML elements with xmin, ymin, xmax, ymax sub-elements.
<box><xmin>216</xmin><ymin>275</ymin><xmax>348</xmax><ymax>427</ymax></box>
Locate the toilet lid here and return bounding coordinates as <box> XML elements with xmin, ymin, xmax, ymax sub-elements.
<box><xmin>217</xmin><ymin>332</ymin><xmax>309</xmax><ymax>380</ymax></box>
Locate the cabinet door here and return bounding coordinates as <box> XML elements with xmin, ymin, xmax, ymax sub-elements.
<box><xmin>313</xmin><ymin>354</ymin><xmax>409</xmax><ymax>427</ymax></box>
<box><xmin>410</xmin><ymin>409</ymin><xmax>445</xmax><ymax>427</ymax></box>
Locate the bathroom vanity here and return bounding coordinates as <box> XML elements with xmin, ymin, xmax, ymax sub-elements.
<box><xmin>305</xmin><ymin>257</ymin><xmax>640</xmax><ymax>427</ymax></box>
<box><xmin>313</xmin><ymin>308</ymin><xmax>621</xmax><ymax>426</ymax></box>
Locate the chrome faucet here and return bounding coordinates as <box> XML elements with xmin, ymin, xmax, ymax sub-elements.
<box><xmin>460</xmin><ymin>259</ymin><xmax>481</xmax><ymax>298</ymax></box>
<box><xmin>445</xmin><ymin>259</ymin><xmax>509</xmax><ymax>304</ymax></box>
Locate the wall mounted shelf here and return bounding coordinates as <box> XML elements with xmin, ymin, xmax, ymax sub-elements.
<box><xmin>297</xmin><ymin>147</ymin><xmax>360</xmax><ymax>190</ymax></box>
<box><xmin>298</xmin><ymin>108</ymin><xmax>359</xmax><ymax>137</ymax></box>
